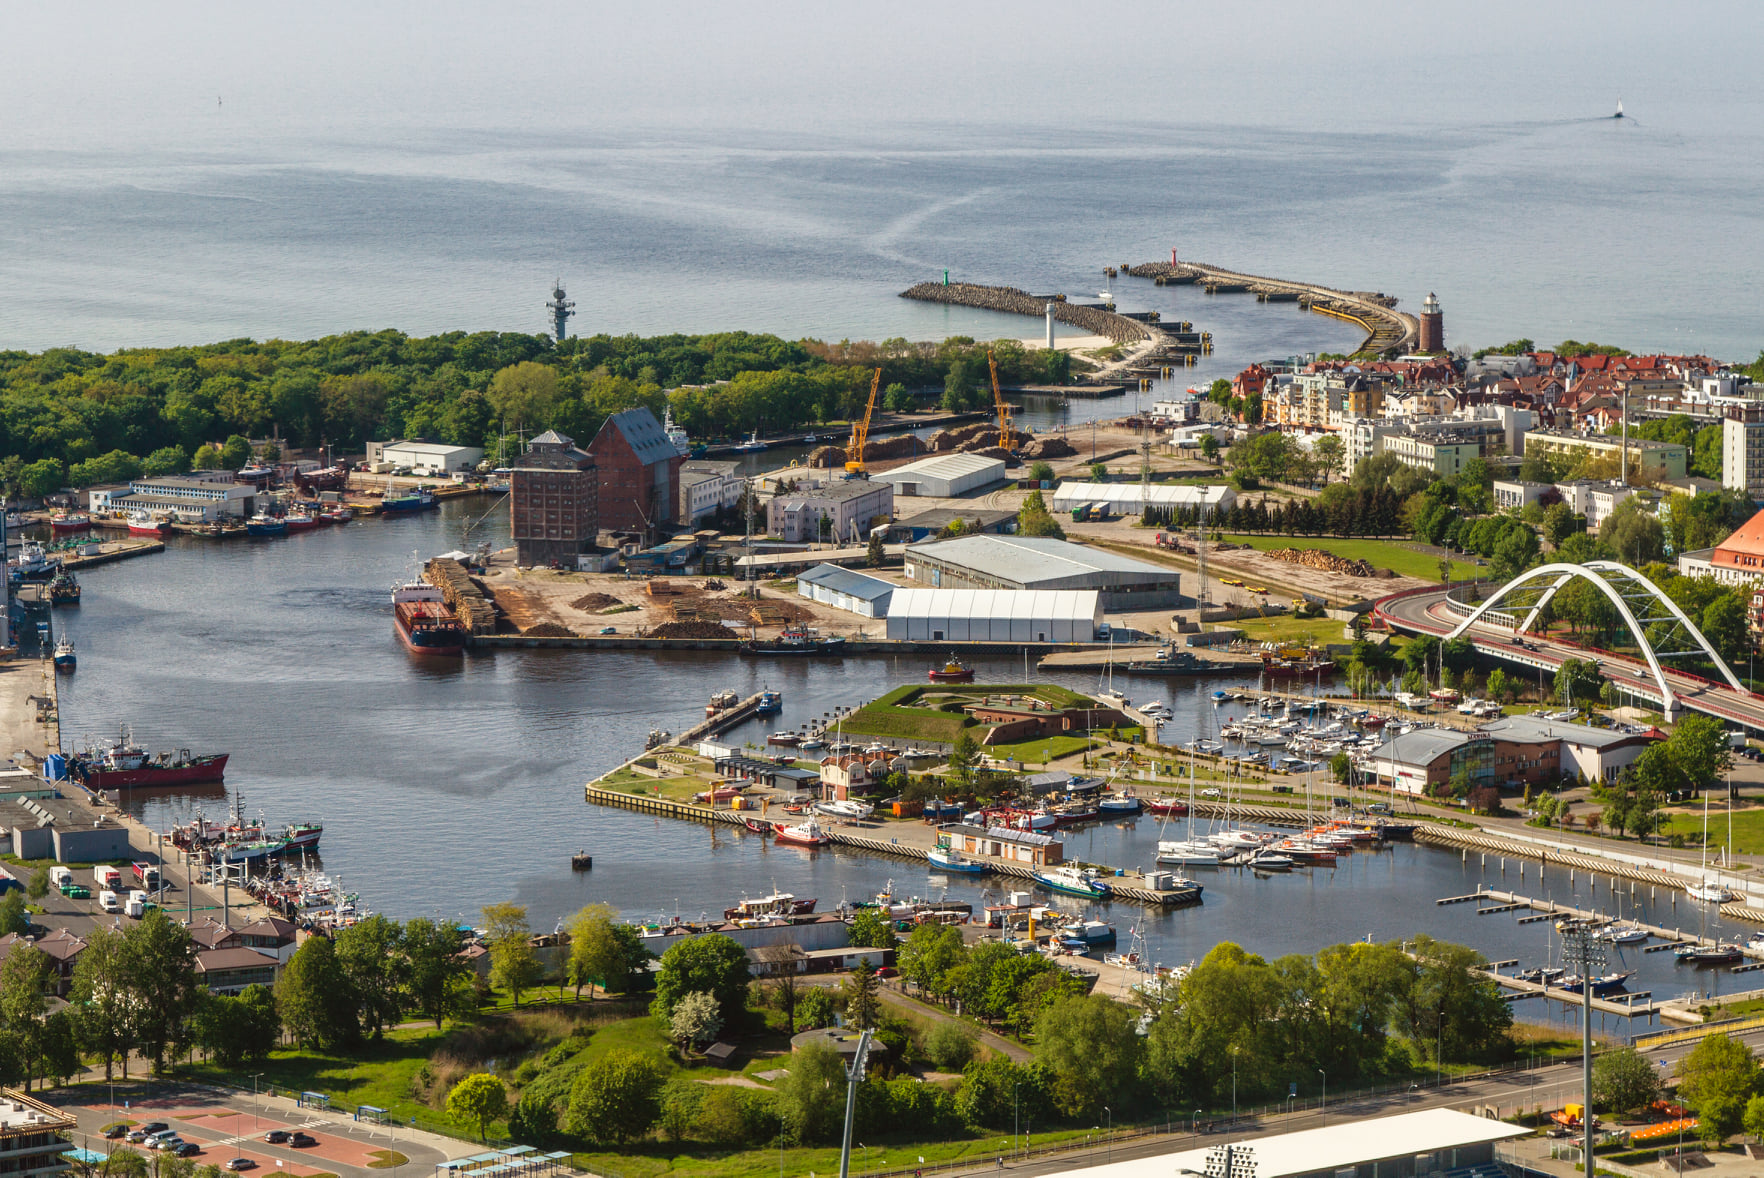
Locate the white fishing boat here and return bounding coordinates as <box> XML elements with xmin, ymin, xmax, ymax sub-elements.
<box><xmin>927</xmin><ymin>843</ymin><xmax>987</xmax><ymax>875</ymax></box>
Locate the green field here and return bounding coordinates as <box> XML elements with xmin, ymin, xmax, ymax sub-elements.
<box><xmin>979</xmin><ymin>734</ymin><xmax>1094</xmax><ymax>763</ymax></box>
<box><xmin>840</xmin><ymin>683</ymin><xmax>1094</xmax><ymax>743</ymax></box>
<box><xmin>1220</xmin><ymin>533</ymin><xmax>1482</xmax><ymax>583</ymax></box>
<box><xmin>1659</xmin><ymin>806</ymin><xmax>1764</xmax><ymax>855</ymax></box>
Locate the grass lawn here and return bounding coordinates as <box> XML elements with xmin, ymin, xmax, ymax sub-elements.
<box><xmin>1659</xmin><ymin>806</ymin><xmax>1764</xmax><ymax>855</ymax></box>
<box><xmin>1225</xmin><ymin>612</ymin><xmax>1342</xmax><ymax>647</ymax></box>
<box><xmin>569</xmin><ymin>1127</ymin><xmax>1093</xmax><ymax>1178</ymax></box>
<box><xmin>1220</xmin><ymin>533</ymin><xmax>1481</xmax><ymax>583</ymax></box>
<box><xmin>184</xmin><ymin>1023</ymin><xmax>451</xmax><ymax>1127</ymax></box>
<box><xmin>979</xmin><ymin>734</ymin><xmax>1094</xmax><ymax>763</ymax></box>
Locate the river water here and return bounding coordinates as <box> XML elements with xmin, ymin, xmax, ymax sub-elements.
<box><xmin>44</xmin><ymin>501</ymin><xmax>1757</xmax><ymax>1028</ymax></box>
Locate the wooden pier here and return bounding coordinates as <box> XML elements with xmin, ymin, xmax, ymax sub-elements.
<box><xmin>57</xmin><ymin>539</ymin><xmax>163</xmax><ymax>570</ymax></box>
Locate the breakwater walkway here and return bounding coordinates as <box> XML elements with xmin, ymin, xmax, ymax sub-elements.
<box><xmin>900</xmin><ymin>281</ymin><xmax>1156</xmax><ymax>344</ymax></box>
<box><xmin>1124</xmin><ymin>259</ymin><xmax>1418</xmax><ymax>356</ymax></box>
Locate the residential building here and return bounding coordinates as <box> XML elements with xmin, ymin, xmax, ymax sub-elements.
<box><xmin>509</xmin><ymin>429</ymin><xmax>599</xmax><ymax>567</ymax></box>
<box><xmin>1382</xmin><ymin>432</ymin><xmax>1480</xmax><ymax>478</ymax></box>
<box><xmin>677</xmin><ymin>460</ymin><xmax>742</xmax><ymax>525</ymax></box>
<box><xmin>0</xmin><ymin>929</ymin><xmax>85</xmax><ymax>997</ymax></box>
<box><xmin>380</xmin><ymin>440</ymin><xmax>484</xmax><ymax>474</ymax></box>
<box><xmin>1346</xmin><ymin>419</ymin><xmax>1399</xmax><ymax>477</ymax></box>
<box><xmin>1552</xmin><ymin>480</ymin><xmax>1639</xmax><ymax>532</ymax></box>
<box><xmin>1522</xmin><ymin>428</ymin><xmax>1688</xmax><ymax>481</ymax></box>
<box><xmin>1723</xmin><ymin>404</ymin><xmax>1764</xmax><ymax>502</ymax></box>
<box><xmin>588</xmin><ymin>407</ymin><xmax>684</xmax><ymax>534</ymax></box>
<box><xmin>1233</xmin><ymin>364</ymin><xmax>1271</xmax><ymax>400</ymax></box>
<box><xmin>1681</xmin><ymin>505</ymin><xmax>1764</xmax><ymax>586</ymax></box>
<box><xmin>0</xmin><ymin>1089</ymin><xmax>76</xmax><ymax>1178</ymax></box>
<box><xmin>767</xmin><ymin>479</ymin><xmax>893</xmax><ymax>544</ymax></box>
<box><xmin>194</xmin><ymin>946</ymin><xmax>280</xmax><ymax>993</ymax></box>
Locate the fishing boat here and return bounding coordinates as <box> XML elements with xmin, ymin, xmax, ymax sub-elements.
<box><xmin>1056</xmin><ymin>920</ymin><xmax>1117</xmax><ymax>949</ymax></box>
<box><xmin>47</xmin><ymin>570</ymin><xmax>80</xmax><ymax>605</ymax></box>
<box><xmin>928</xmin><ymin>655</ymin><xmax>974</xmax><ymax>682</ymax></box>
<box><xmin>742</xmin><ymin>626</ymin><xmax>847</xmax><ymax>656</ymax></box>
<box><xmin>927</xmin><ymin>843</ymin><xmax>988</xmax><ymax>875</ymax></box>
<box><xmin>771</xmin><ymin>818</ymin><xmax>831</xmax><ymax>847</ymax></box>
<box><xmin>282</xmin><ymin>821</ymin><xmax>324</xmax><ymax>852</ymax></box>
<box><xmin>283</xmin><ymin>510</ymin><xmax>320</xmax><ymax>532</ymax></box>
<box><xmin>48</xmin><ymin>513</ymin><xmax>90</xmax><ymax>535</ymax></box>
<box><xmin>1097</xmin><ymin>792</ymin><xmax>1142</xmax><ymax>815</ymax></box>
<box><xmin>812</xmin><ymin>799</ymin><xmax>873</xmax><ymax>821</ymax></box>
<box><xmin>381</xmin><ymin>486</ymin><xmax>437</xmax><ymax>513</ymax></box>
<box><xmin>52</xmin><ymin>640</ymin><xmax>76</xmax><ymax>672</ymax></box>
<box><xmin>322</xmin><ymin>506</ymin><xmax>353</xmax><ymax>524</ymax></box>
<box><xmin>70</xmin><ymin>729</ymin><xmax>229</xmax><ymax>787</ymax></box>
<box><xmin>1031</xmin><ymin>865</ymin><xmax>1112</xmax><ymax>899</ymax></box>
<box><xmin>732</xmin><ymin>430</ymin><xmax>768</xmax><ymax>453</ymax></box>
<box><xmin>13</xmin><ymin>543</ymin><xmax>56</xmax><ymax>579</ymax></box>
<box><xmin>755</xmin><ymin>689</ymin><xmax>782</xmax><ymax>715</ymax></box>
<box><xmin>126</xmin><ymin>511</ymin><xmax>173</xmax><ymax>537</ymax></box>
<box><xmin>1146</xmin><ymin>796</ymin><xmax>1187</xmax><ymax>817</ymax></box>
<box><xmin>705</xmin><ymin>689</ymin><xmax>739</xmax><ymax>716</ymax></box>
<box><xmin>245</xmin><ymin>513</ymin><xmax>287</xmax><ymax>536</ymax></box>
<box><xmin>723</xmin><ymin>892</ymin><xmax>817</xmax><ymax>920</ymax></box>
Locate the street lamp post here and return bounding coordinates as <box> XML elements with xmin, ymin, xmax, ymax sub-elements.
<box><xmin>1317</xmin><ymin>1068</ymin><xmax>1326</xmax><ymax>1117</ymax></box>
<box><xmin>250</xmin><ymin>1073</ymin><xmax>264</xmax><ymax>1134</ymax></box>
<box><xmin>1231</xmin><ymin>1046</ymin><xmax>1239</xmax><ymax>1123</ymax></box>
<box><xmin>1104</xmin><ymin>1108</ymin><xmax>1112</xmax><ymax>1160</ymax></box>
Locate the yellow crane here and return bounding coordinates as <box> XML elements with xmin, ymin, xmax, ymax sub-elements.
<box><xmin>845</xmin><ymin>367</ymin><xmax>883</xmax><ymax>476</ymax></box>
<box><xmin>989</xmin><ymin>349</ymin><xmax>1015</xmax><ymax>452</ymax></box>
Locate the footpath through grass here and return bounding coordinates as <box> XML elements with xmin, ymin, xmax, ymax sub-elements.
<box><xmin>1220</xmin><ymin>533</ymin><xmax>1482</xmax><ymax>583</ymax></box>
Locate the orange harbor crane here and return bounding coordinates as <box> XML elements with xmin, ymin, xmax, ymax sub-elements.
<box><xmin>845</xmin><ymin>367</ymin><xmax>882</xmax><ymax>476</ymax></box>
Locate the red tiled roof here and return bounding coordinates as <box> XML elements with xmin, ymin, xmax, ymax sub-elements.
<box><xmin>1712</xmin><ymin>509</ymin><xmax>1764</xmax><ymax>568</ymax></box>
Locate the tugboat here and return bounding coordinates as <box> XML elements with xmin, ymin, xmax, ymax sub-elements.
<box><xmin>928</xmin><ymin>654</ymin><xmax>975</xmax><ymax>682</ymax></box>
<box><xmin>52</xmin><ymin>640</ymin><xmax>76</xmax><ymax>672</ymax></box>
<box><xmin>48</xmin><ymin>570</ymin><xmax>80</xmax><ymax>606</ymax></box>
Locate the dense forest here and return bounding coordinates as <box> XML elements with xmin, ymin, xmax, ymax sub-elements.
<box><xmin>0</xmin><ymin>330</ymin><xmax>1071</xmax><ymax>497</ymax></box>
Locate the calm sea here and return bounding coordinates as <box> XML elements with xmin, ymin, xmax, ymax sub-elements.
<box><xmin>0</xmin><ymin>119</ymin><xmax>1760</xmax><ymax>361</ymax></box>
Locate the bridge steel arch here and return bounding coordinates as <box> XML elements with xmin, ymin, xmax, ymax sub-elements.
<box><xmin>1443</xmin><ymin>560</ymin><xmax>1744</xmax><ymax>717</ymax></box>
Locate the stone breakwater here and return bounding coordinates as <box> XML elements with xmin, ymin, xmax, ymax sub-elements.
<box><xmin>1124</xmin><ymin>260</ymin><xmax>1417</xmax><ymax>356</ymax></box>
<box><xmin>899</xmin><ymin>282</ymin><xmax>1154</xmax><ymax>345</ymax></box>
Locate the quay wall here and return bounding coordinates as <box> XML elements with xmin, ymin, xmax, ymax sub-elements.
<box><xmin>899</xmin><ymin>282</ymin><xmax>1155</xmax><ymax>345</ymax></box>
<box><xmin>475</xmin><ymin>634</ymin><xmax>1090</xmax><ymax>654</ymax></box>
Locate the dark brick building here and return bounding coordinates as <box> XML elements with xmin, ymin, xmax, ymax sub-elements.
<box><xmin>511</xmin><ymin>429</ymin><xmax>598</xmax><ymax>567</ymax></box>
<box><xmin>588</xmin><ymin>408</ymin><xmax>683</xmax><ymax>535</ymax></box>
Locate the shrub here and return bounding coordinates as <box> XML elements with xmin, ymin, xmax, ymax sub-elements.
<box><xmin>924</xmin><ymin>1022</ymin><xmax>977</xmax><ymax>1071</ymax></box>
<box><xmin>696</xmin><ymin>1086</ymin><xmax>753</xmax><ymax>1145</ymax></box>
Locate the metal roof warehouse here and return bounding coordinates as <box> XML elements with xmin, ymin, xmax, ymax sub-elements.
<box><xmin>796</xmin><ymin>564</ymin><xmax>896</xmax><ymax>617</ymax></box>
<box><xmin>903</xmin><ymin>534</ymin><xmax>1182</xmax><ymax>608</ymax></box>
<box><xmin>873</xmin><ymin>452</ymin><xmax>1008</xmax><ymax>498</ymax></box>
<box><xmin>885</xmin><ymin>588</ymin><xmax>1099</xmax><ymax>643</ymax></box>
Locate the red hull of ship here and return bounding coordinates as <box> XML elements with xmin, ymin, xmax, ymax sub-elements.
<box><xmin>395</xmin><ymin>602</ymin><xmax>466</xmax><ymax>656</ymax></box>
<box><xmin>83</xmin><ymin>754</ymin><xmax>229</xmax><ymax>788</ymax></box>
<box><xmin>128</xmin><ymin>522</ymin><xmax>172</xmax><ymax>537</ymax></box>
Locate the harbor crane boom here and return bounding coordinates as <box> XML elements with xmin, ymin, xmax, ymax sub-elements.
<box><xmin>989</xmin><ymin>349</ymin><xmax>1015</xmax><ymax>452</ymax></box>
<box><xmin>845</xmin><ymin>367</ymin><xmax>882</xmax><ymax>476</ymax></box>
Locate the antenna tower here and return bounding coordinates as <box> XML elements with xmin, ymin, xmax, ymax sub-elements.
<box><xmin>546</xmin><ymin>280</ymin><xmax>576</xmax><ymax>342</ymax></box>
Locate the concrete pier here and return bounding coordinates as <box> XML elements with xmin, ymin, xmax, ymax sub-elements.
<box><xmin>1124</xmin><ymin>259</ymin><xmax>1418</xmax><ymax>356</ymax></box>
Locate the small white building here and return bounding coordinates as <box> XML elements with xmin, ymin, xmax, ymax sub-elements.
<box><xmin>884</xmin><ymin>588</ymin><xmax>1099</xmax><ymax>643</ymax></box>
<box><xmin>796</xmin><ymin>564</ymin><xmax>895</xmax><ymax>618</ymax></box>
<box><xmin>768</xmin><ymin>480</ymin><xmax>894</xmax><ymax>544</ymax></box>
<box><xmin>114</xmin><ymin>476</ymin><xmax>258</xmax><ymax>521</ymax></box>
<box><xmin>381</xmin><ymin>441</ymin><xmax>485</xmax><ymax>474</ymax></box>
<box><xmin>874</xmin><ymin>453</ymin><xmax>1007</xmax><ymax>499</ymax></box>
<box><xmin>678</xmin><ymin>461</ymin><xmax>742</xmax><ymax>524</ymax></box>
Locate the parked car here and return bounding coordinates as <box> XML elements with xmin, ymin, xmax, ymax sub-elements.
<box><xmin>126</xmin><ymin>1131</ymin><xmax>150</xmax><ymax>1144</ymax></box>
<box><xmin>226</xmin><ymin>1160</ymin><xmax>257</xmax><ymax>1172</ymax></box>
<box><xmin>174</xmin><ymin>1143</ymin><xmax>201</xmax><ymax>1158</ymax></box>
<box><xmin>599</xmin><ymin>626</ymin><xmax>617</xmax><ymax>634</ymax></box>
<box><xmin>141</xmin><ymin>1122</ymin><xmax>169</xmax><ymax>1135</ymax></box>
<box><xmin>263</xmin><ymin>1131</ymin><xmax>290</xmax><ymax>1144</ymax></box>
<box><xmin>104</xmin><ymin>1126</ymin><xmax>128</xmax><ymax>1140</ymax></box>
<box><xmin>289</xmin><ymin>1133</ymin><xmax>317</xmax><ymax>1149</ymax></box>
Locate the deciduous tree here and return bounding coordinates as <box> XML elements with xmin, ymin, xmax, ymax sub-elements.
<box><xmin>564</xmin><ymin>1050</ymin><xmax>663</xmax><ymax>1144</ymax></box>
<box><xmin>447</xmin><ymin>1073</ymin><xmax>509</xmax><ymax>1142</ymax></box>
<box><xmin>653</xmin><ymin>934</ymin><xmax>750</xmax><ymax>1024</ymax></box>
<box><xmin>483</xmin><ymin>902</ymin><xmax>542</xmax><ymax>1007</ymax></box>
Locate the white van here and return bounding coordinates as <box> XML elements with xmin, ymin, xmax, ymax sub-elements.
<box><xmin>124</xmin><ymin>896</ymin><xmax>145</xmax><ymax>919</ymax></box>
<box><xmin>98</xmin><ymin>890</ymin><xmax>120</xmax><ymax>913</ymax></box>
<box><xmin>49</xmin><ymin>866</ymin><xmax>72</xmax><ymax>889</ymax></box>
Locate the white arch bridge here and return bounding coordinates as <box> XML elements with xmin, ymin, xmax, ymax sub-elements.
<box><xmin>1374</xmin><ymin>560</ymin><xmax>1764</xmax><ymax>728</ymax></box>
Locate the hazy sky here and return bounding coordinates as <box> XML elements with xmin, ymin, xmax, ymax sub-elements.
<box><xmin>3</xmin><ymin>1</ymin><xmax>1757</xmax><ymax>148</ymax></box>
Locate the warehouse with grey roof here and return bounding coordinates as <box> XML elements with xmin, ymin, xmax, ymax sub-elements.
<box><xmin>902</xmin><ymin>535</ymin><xmax>1182</xmax><ymax>608</ymax></box>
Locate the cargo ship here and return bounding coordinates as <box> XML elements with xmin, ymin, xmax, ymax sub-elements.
<box><xmin>391</xmin><ymin>577</ymin><xmax>466</xmax><ymax>655</ymax></box>
<box><xmin>71</xmin><ymin>728</ymin><xmax>228</xmax><ymax>788</ymax></box>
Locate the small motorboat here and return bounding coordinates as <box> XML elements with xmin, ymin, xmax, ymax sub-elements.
<box><xmin>798</xmin><ymin>737</ymin><xmax>825</xmax><ymax>750</ymax></box>
<box><xmin>767</xmin><ymin>732</ymin><xmax>801</xmax><ymax>747</ymax></box>
<box><xmin>1146</xmin><ymin>797</ymin><xmax>1187</xmax><ymax>817</ymax></box>
<box><xmin>741</xmin><ymin>818</ymin><xmax>773</xmax><ymax>836</ymax></box>
<box><xmin>812</xmin><ymin>799</ymin><xmax>874</xmax><ymax>821</ymax></box>
<box><xmin>928</xmin><ymin>655</ymin><xmax>974</xmax><ymax>683</ymax></box>
<box><xmin>1210</xmin><ymin>690</ymin><xmax>1232</xmax><ymax>703</ymax></box>
<box><xmin>755</xmin><ymin>689</ymin><xmax>782</xmax><ymax>715</ymax></box>
<box><xmin>927</xmin><ymin>844</ymin><xmax>988</xmax><ymax>875</ymax></box>
<box><xmin>772</xmin><ymin>818</ymin><xmax>831</xmax><ymax>847</ymax></box>
<box><xmin>1677</xmin><ymin>943</ymin><xmax>1744</xmax><ymax>966</ymax></box>
<box><xmin>1247</xmin><ymin>850</ymin><xmax>1295</xmax><ymax>872</ymax></box>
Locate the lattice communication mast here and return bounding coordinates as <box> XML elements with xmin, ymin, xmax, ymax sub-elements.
<box><xmin>546</xmin><ymin>280</ymin><xmax>576</xmax><ymax>342</ymax></box>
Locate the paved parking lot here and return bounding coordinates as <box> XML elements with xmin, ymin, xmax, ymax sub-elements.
<box><xmin>45</xmin><ymin>1084</ymin><xmax>461</xmax><ymax>1178</ymax></box>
